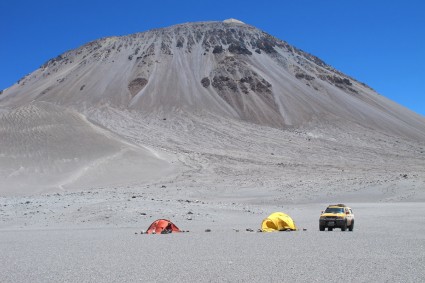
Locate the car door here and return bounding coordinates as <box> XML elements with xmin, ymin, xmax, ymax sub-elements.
<box><xmin>346</xmin><ymin>208</ymin><xmax>353</xmax><ymax>224</ymax></box>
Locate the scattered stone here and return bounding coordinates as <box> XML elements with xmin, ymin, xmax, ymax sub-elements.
<box><xmin>246</xmin><ymin>228</ymin><xmax>254</xmax><ymax>232</ymax></box>
<box><xmin>295</xmin><ymin>72</ymin><xmax>315</xmax><ymax>81</ymax></box>
<box><xmin>201</xmin><ymin>77</ymin><xmax>210</xmax><ymax>88</ymax></box>
<box><xmin>140</xmin><ymin>212</ymin><xmax>147</xmax><ymax>215</ymax></box>
<box><xmin>228</xmin><ymin>43</ymin><xmax>252</xmax><ymax>55</ymax></box>
<box><xmin>212</xmin><ymin>45</ymin><xmax>223</xmax><ymax>54</ymax></box>
<box><xmin>131</xmin><ymin>196</ymin><xmax>136</xmax><ymax>198</ymax></box>
<box><xmin>205</xmin><ymin>229</ymin><xmax>211</xmax><ymax>232</ymax></box>
<box><xmin>187</xmin><ymin>211</ymin><xmax>193</xmax><ymax>215</ymax></box>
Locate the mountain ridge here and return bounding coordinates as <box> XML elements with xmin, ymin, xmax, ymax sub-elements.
<box><xmin>1</xmin><ymin>20</ymin><xmax>425</xmax><ymax>139</ymax></box>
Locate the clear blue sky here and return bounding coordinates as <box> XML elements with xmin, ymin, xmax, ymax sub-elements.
<box><xmin>1</xmin><ymin>0</ymin><xmax>424</xmax><ymax>117</ymax></box>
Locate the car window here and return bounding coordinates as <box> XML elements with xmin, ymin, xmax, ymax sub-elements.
<box><xmin>325</xmin><ymin>207</ymin><xmax>344</xmax><ymax>213</ymax></box>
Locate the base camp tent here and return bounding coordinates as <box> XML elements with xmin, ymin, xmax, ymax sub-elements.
<box><xmin>261</xmin><ymin>212</ymin><xmax>297</xmax><ymax>232</ymax></box>
<box><xmin>146</xmin><ymin>219</ymin><xmax>181</xmax><ymax>234</ymax></box>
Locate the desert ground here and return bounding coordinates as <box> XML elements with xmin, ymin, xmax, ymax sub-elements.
<box><xmin>1</xmin><ymin>109</ymin><xmax>425</xmax><ymax>282</ymax></box>
<box><xmin>1</xmin><ymin>189</ymin><xmax>424</xmax><ymax>282</ymax></box>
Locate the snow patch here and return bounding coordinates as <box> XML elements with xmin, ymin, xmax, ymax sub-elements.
<box><xmin>223</xmin><ymin>18</ymin><xmax>245</xmax><ymax>24</ymax></box>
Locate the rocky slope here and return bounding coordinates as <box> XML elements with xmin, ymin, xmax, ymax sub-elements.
<box><xmin>1</xmin><ymin>20</ymin><xmax>424</xmax><ymax>196</ymax></box>
<box><xmin>1</xmin><ymin>20</ymin><xmax>425</xmax><ymax>139</ymax></box>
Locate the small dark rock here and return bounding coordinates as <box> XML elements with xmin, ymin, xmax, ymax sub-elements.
<box><xmin>295</xmin><ymin>72</ymin><xmax>315</xmax><ymax>81</ymax></box>
<box><xmin>228</xmin><ymin>43</ymin><xmax>252</xmax><ymax>55</ymax></box>
<box><xmin>212</xmin><ymin>45</ymin><xmax>224</xmax><ymax>54</ymax></box>
<box><xmin>201</xmin><ymin>77</ymin><xmax>210</xmax><ymax>88</ymax></box>
<box><xmin>205</xmin><ymin>229</ymin><xmax>211</xmax><ymax>232</ymax></box>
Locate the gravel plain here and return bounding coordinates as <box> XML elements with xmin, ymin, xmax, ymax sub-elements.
<box><xmin>1</xmin><ymin>200</ymin><xmax>424</xmax><ymax>283</ymax></box>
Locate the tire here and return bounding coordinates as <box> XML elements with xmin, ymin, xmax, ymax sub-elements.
<box><xmin>319</xmin><ymin>225</ymin><xmax>325</xmax><ymax>231</ymax></box>
<box><xmin>341</xmin><ymin>221</ymin><xmax>347</xmax><ymax>231</ymax></box>
<box><xmin>349</xmin><ymin>220</ymin><xmax>354</xmax><ymax>231</ymax></box>
<box><xmin>328</xmin><ymin>227</ymin><xmax>333</xmax><ymax>231</ymax></box>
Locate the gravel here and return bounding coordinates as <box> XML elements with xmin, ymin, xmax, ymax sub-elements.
<box><xmin>1</xmin><ymin>202</ymin><xmax>424</xmax><ymax>282</ymax></box>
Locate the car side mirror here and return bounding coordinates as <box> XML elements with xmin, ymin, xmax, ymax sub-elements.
<box><xmin>321</xmin><ymin>211</ymin><xmax>324</xmax><ymax>214</ymax></box>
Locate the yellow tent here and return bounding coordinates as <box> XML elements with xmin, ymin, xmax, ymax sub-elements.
<box><xmin>261</xmin><ymin>212</ymin><xmax>297</xmax><ymax>232</ymax></box>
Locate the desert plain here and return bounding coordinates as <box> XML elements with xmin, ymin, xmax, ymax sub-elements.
<box><xmin>1</xmin><ymin>110</ymin><xmax>424</xmax><ymax>282</ymax></box>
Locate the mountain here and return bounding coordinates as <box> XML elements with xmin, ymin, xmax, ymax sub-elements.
<box><xmin>2</xmin><ymin>20</ymin><xmax>425</xmax><ymax>138</ymax></box>
<box><xmin>1</xmin><ymin>20</ymin><xmax>424</xmax><ymax>198</ymax></box>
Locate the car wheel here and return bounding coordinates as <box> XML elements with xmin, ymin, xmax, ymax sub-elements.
<box><xmin>319</xmin><ymin>225</ymin><xmax>325</xmax><ymax>231</ymax></box>
<box><xmin>349</xmin><ymin>220</ymin><xmax>354</xmax><ymax>231</ymax></box>
<box><xmin>341</xmin><ymin>221</ymin><xmax>347</xmax><ymax>231</ymax></box>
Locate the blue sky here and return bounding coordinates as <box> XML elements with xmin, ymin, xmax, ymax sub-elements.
<box><xmin>1</xmin><ymin>0</ymin><xmax>424</xmax><ymax>117</ymax></box>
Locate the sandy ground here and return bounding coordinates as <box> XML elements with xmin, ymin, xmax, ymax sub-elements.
<box><xmin>0</xmin><ymin>107</ymin><xmax>424</xmax><ymax>282</ymax></box>
<box><xmin>1</xmin><ymin>185</ymin><xmax>425</xmax><ymax>282</ymax></box>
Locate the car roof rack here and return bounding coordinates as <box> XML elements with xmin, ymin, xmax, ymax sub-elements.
<box><xmin>329</xmin><ymin>204</ymin><xmax>346</xmax><ymax>207</ymax></box>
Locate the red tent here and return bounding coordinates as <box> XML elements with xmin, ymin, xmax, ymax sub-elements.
<box><xmin>146</xmin><ymin>219</ymin><xmax>181</xmax><ymax>234</ymax></box>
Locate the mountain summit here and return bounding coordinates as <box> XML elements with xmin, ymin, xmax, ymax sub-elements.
<box><xmin>1</xmin><ymin>20</ymin><xmax>425</xmax><ymax>139</ymax></box>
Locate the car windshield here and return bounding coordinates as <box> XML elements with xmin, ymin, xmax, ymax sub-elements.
<box><xmin>325</xmin><ymin>207</ymin><xmax>344</xmax><ymax>213</ymax></box>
